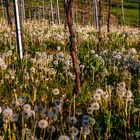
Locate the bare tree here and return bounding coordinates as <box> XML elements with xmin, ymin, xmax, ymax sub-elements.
<box><xmin>63</xmin><ymin>0</ymin><xmax>81</xmax><ymax>95</ymax></box>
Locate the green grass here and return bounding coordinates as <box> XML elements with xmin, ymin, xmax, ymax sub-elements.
<box><xmin>112</xmin><ymin>8</ymin><xmax>139</xmax><ymax>26</ymax></box>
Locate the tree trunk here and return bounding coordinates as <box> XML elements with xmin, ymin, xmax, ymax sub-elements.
<box><xmin>97</xmin><ymin>0</ymin><xmax>102</xmax><ymax>52</ymax></box>
<box><xmin>63</xmin><ymin>0</ymin><xmax>81</xmax><ymax>95</ymax></box>
<box><xmin>107</xmin><ymin>0</ymin><xmax>112</xmax><ymax>33</ymax></box>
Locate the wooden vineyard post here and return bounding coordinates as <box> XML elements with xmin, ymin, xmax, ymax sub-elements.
<box><xmin>93</xmin><ymin>0</ymin><xmax>99</xmax><ymax>30</ymax></box>
<box><xmin>1</xmin><ymin>0</ymin><xmax>5</xmax><ymax>19</ymax></box>
<box><xmin>121</xmin><ymin>0</ymin><xmax>124</xmax><ymax>30</ymax></box>
<box><xmin>13</xmin><ymin>0</ymin><xmax>23</xmax><ymax>60</ymax></box>
<box><xmin>138</xmin><ymin>0</ymin><xmax>140</xmax><ymax>26</ymax></box>
<box><xmin>97</xmin><ymin>0</ymin><xmax>103</xmax><ymax>52</ymax></box>
<box><xmin>5</xmin><ymin>0</ymin><xmax>13</xmax><ymax>28</ymax></box>
<box><xmin>56</xmin><ymin>0</ymin><xmax>60</xmax><ymax>24</ymax></box>
<box><xmin>107</xmin><ymin>0</ymin><xmax>112</xmax><ymax>33</ymax></box>
<box><xmin>50</xmin><ymin>0</ymin><xmax>54</xmax><ymax>23</ymax></box>
<box><xmin>107</xmin><ymin>0</ymin><xmax>112</xmax><ymax>51</ymax></box>
<box><xmin>63</xmin><ymin>0</ymin><xmax>81</xmax><ymax>95</ymax></box>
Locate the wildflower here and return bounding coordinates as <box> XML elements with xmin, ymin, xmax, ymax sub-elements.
<box><xmin>82</xmin><ymin>115</ymin><xmax>90</xmax><ymax>121</ymax></box>
<box><xmin>136</xmin><ymin>131</ymin><xmax>140</xmax><ymax>138</ymax></box>
<box><xmin>3</xmin><ymin>116</ymin><xmax>9</xmax><ymax>123</ymax></box>
<box><xmin>6</xmin><ymin>50</ymin><xmax>12</xmax><ymax>56</ymax></box>
<box><xmin>38</xmin><ymin>119</ymin><xmax>48</xmax><ymax>129</ymax></box>
<box><xmin>0</xmin><ymin>58</ymin><xmax>4</xmax><ymax>65</ymax></box>
<box><xmin>35</xmin><ymin>104</ymin><xmax>45</xmax><ymax>113</ymax></box>
<box><xmin>48</xmin><ymin>68</ymin><xmax>56</xmax><ymax>75</ymax></box>
<box><xmin>28</xmin><ymin>110</ymin><xmax>35</xmax><ymax>118</ymax></box>
<box><xmin>0</xmin><ymin>107</ymin><xmax>2</xmax><ymax>113</ymax></box>
<box><xmin>30</xmin><ymin>67</ymin><xmax>35</xmax><ymax>73</ymax></box>
<box><xmin>91</xmin><ymin>102</ymin><xmax>100</xmax><ymax>111</ymax></box>
<box><xmin>10</xmin><ymin>113</ymin><xmax>19</xmax><ymax>122</ymax></box>
<box><xmin>23</xmin><ymin>104</ymin><xmax>31</xmax><ymax>112</ymax></box>
<box><xmin>22</xmin><ymin>110</ymin><xmax>30</xmax><ymax>119</ymax></box>
<box><xmin>82</xmin><ymin>127</ymin><xmax>91</xmax><ymax>135</ymax></box>
<box><xmin>51</xmin><ymin>114</ymin><xmax>58</xmax><ymax>121</ymax></box>
<box><xmin>76</xmin><ymin>108</ymin><xmax>82</xmax><ymax>115</ymax></box>
<box><xmin>82</xmin><ymin>120</ymin><xmax>90</xmax><ymax>127</ymax></box>
<box><xmin>118</xmin><ymin>82</ymin><xmax>126</xmax><ymax>91</ymax></box>
<box><xmin>47</xmin><ymin>125</ymin><xmax>56</xmax><ymax>133</ymax></box>
<box><xmin>69</xmin><ymin>127</ymin><xmax>79</xmax><ymax>136</ymax></box>
<box><xmin>4</xmin><ymin>74</ymin><xmax>10</xmax><ymax>79</ymax></box>
<box><xmin>1</xmin><ymin>64</ymin><xmax>7</xmax><ymax>70</ymax></box>
<box><xmin>53</xmin><ymin>60</ymin><xmax>58</xmax><ymax>65</ymax></box>
<box><xmin>3</xmin><ymin>108</ymin><xmax>13</xmax><ymax>118</ymax></box>
<box><xmin>87</xmin><ymin>107</ymin><xmax>93</xmax><ymax>114</ymax></box>
<box><xmin>57</xmin><ymin>46</ymin><xmax>61</xmax><ymax>51</ymax></box>
<box><xmin>90</xmin><ymin>118</ymin><xmax>96</xmax><ymax>126</ymax></box>
<box><xmin>18</xmin><ymin>96</ymin><xmax>27</xmax><ymax>106</ymax></box>
<box><xmin>127</xmin><ymin>98</ymin><xmax>134</xmax><ymax>104</ymax></box>
<box><xmin>70</xmin><ymin>74</ymin><xmax>76</xmax><ymax>80</ymax></box>
<box><xmin>52</xmin><ymin>106</ymin><xmax>60</xmax><ymax>115</ymax></box>
<box><xmin>53</xmin><ymin>99</ymin><xmax>61</xmax><ymax>106</ymax></box>
<box><xmin>124</xmin><ymin>90</ymin><xmax>133</xmax><ymax>98</ymax></box>
<box><xmin>90</xmin><ymin>50</ymin><xmax>95</xmax><ymax>54</ymax></box>
<box><xmin>95</xmin><ymin>88</ymin><xmax>104</xmax><ymax>95</ymax></box>
<box><xmin>69</xmin><ymin>116</ymin><xmax>77</xmax><ymax>125</ymax></box>
<box><xmin>52</xmin><ymin>88</ymin><xmax>60</xmax><ymax>95</ymax></box>
<box><xmin>101</xmin><ymin>92</ymin><xmax>109</xmax><ymax>99</ymax></box>
<box><xmin>93</xmin><ymin>93</ymin><xmax>101</xmax><ymax>101</ymax></box>
<box><xmin>58</xmin><ymin>135</ymin><xmax>70</xmax><ymax>140</ymax></box>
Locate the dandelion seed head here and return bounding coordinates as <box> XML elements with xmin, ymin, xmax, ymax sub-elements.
<box><xmin>69</xmin><ymin>126</ymin><xmax>79</xmax><ymax>136</ymax></box>
<box><xmin>52</xmin><ymin>88</ymin><xmax>60</xmax><ymax>95</ymax></box>
<box><xmin>91</xmin><ymin>102</ymin><xmax>100</xmax><ymax>111</ymax></box>
<box><xmin>23</xmin><ymin>104</ymin><xmax>31</xmax><ymax>112</ymax></box>
<box><xmin>10</xmin><ymin>113</ymin><xmax>19</xmax><ymax>122</ymax></box>
<box><xmin>76</xmin><ymin>108</ymin><xmax>82</xmax><ymax>115</ymax></box>
<box><xmin>93</xmin><ymin>93</ymin><xmax>101</xmax><ymax>101</ymax></box>
<box><xmin>95</xmin><ymin>88</ymin><xmax>104</xmax><ymax>95</ymax></box>
<box><xmin>82</xmin><ymin>127</ymin><xmax>91</xmax><ymax>135</ymax></box>
<box><xmin>58</xmin><ymin>135</ymin><xmax>70</xmax><ymax>140</ymax></box>
<box><xmin>47</xmin><ymin>125</ymin><xmax>56</xmax><ymax>133</ymax></box>
<box><xmin>87</xmin><ymin>107</ymin><xmax>93</xmax><ymax>114</ymax></box>
<box><xmin>38</xmin><ymin>119</ymin><xmax>48</xmax><ymax>129</ymax></box>
<box><xmin>3</xmin><ymin>108</ymin><xmax>13</xmax><ymax>118</ymax></box>
<box><xmin>90</xmin><ymin>118</ymin><xmax>96</xmax><ymax>126</ymax></box>
<box><xmin>82</xmin><ymin>120</ymin><xmax>90</xmax><ymax>127</ymax></box>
